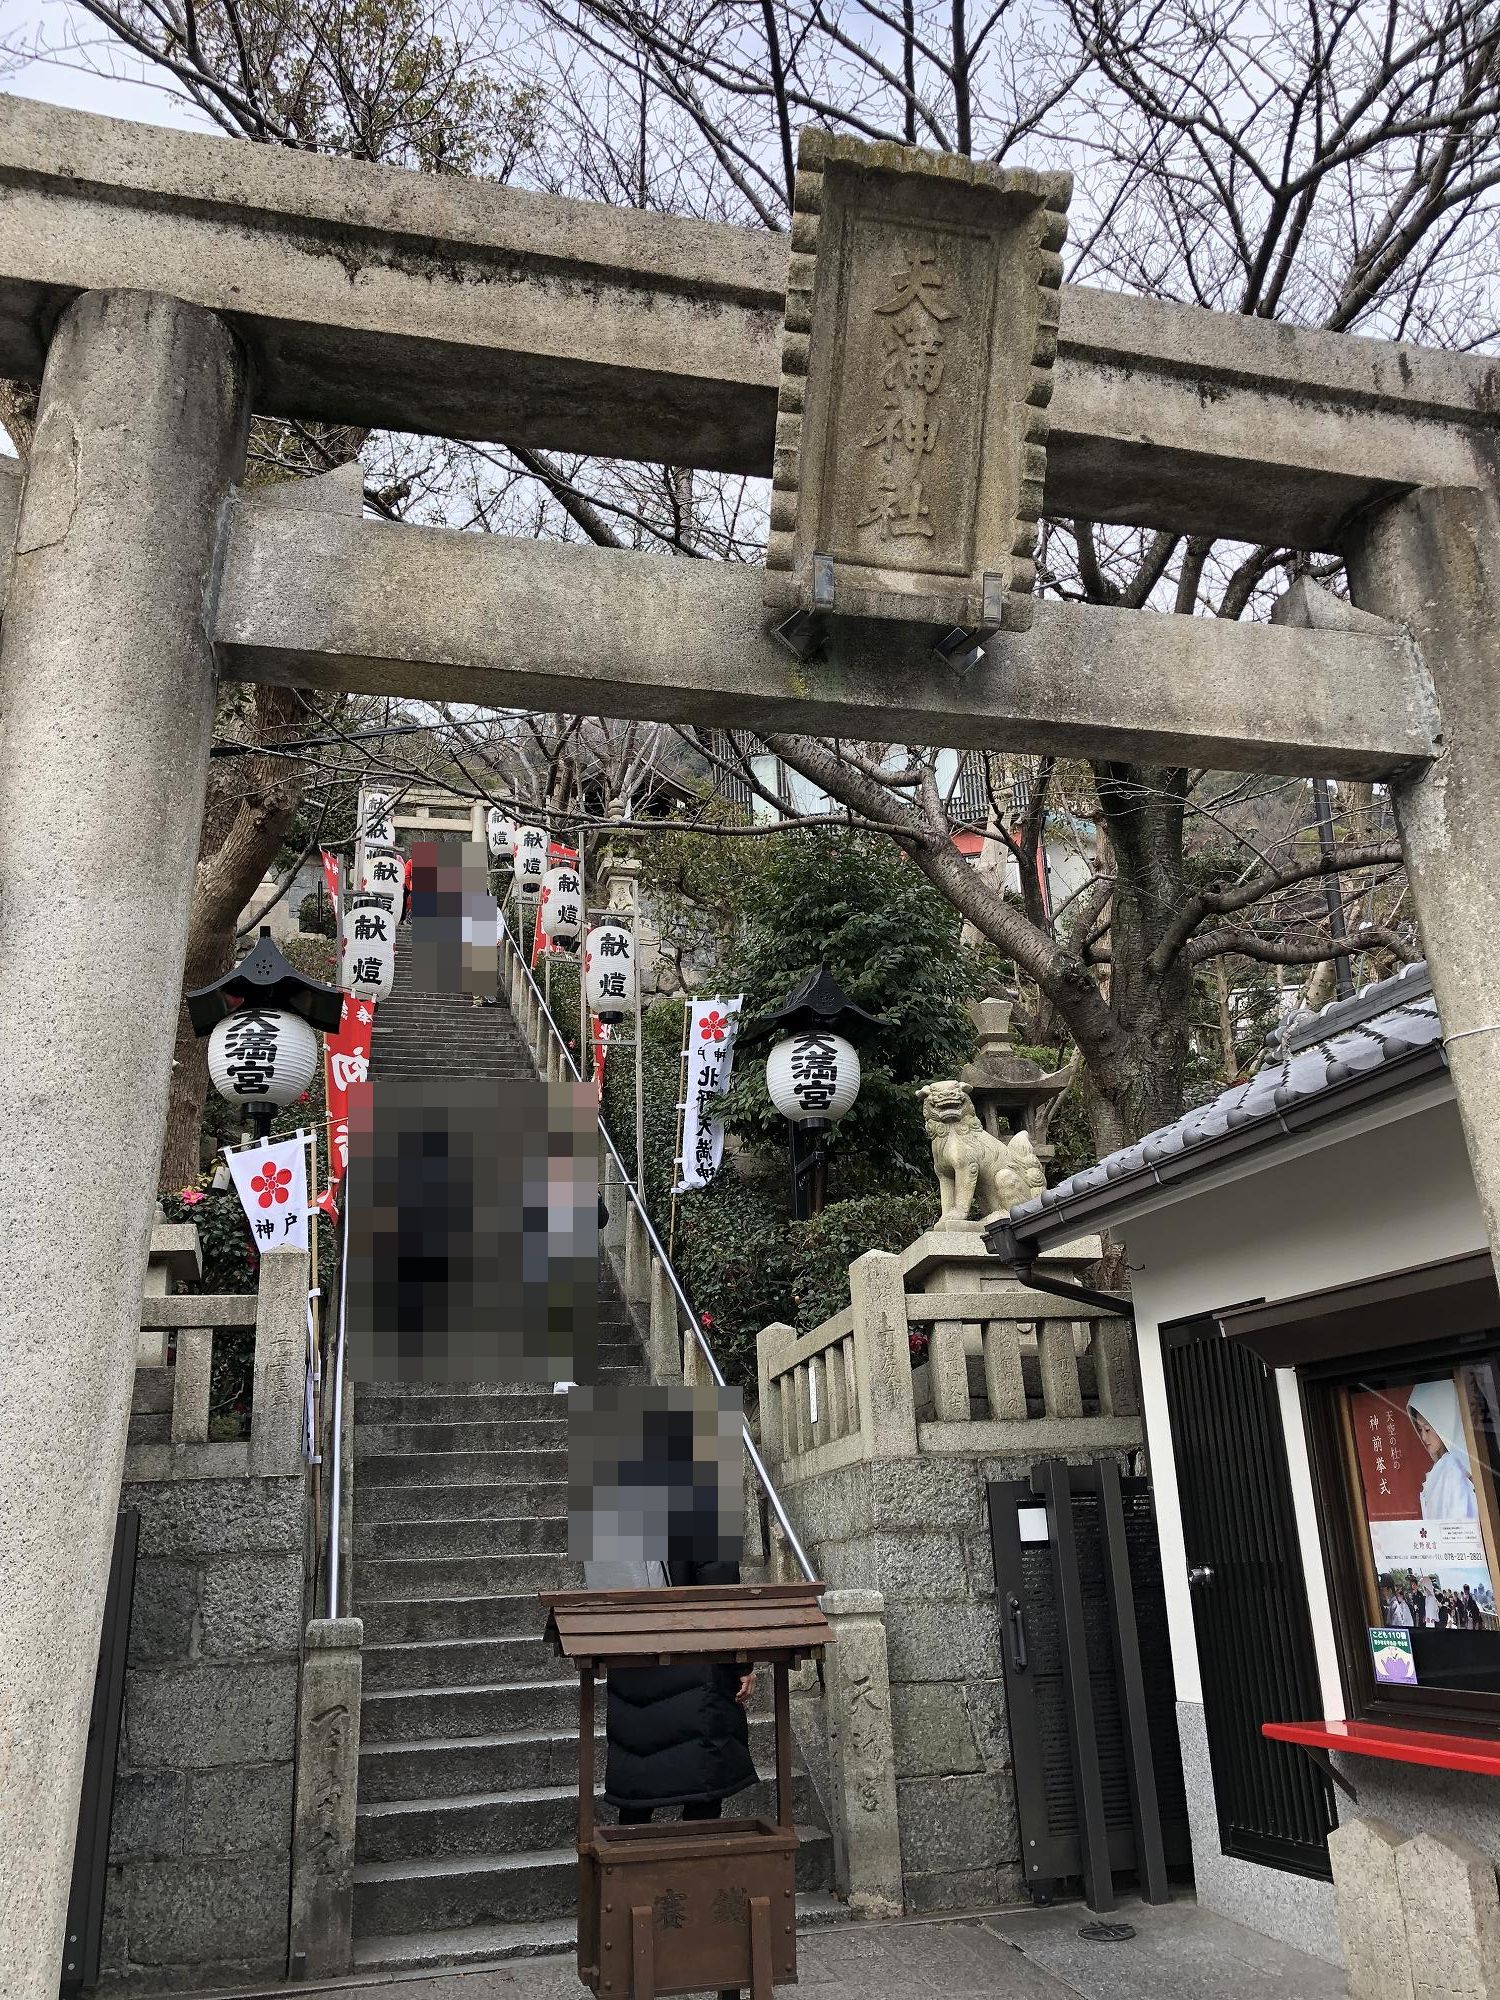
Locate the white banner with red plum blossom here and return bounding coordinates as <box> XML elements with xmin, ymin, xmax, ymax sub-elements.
<box><xmin>674</xmin><ymin>997</ymin><xmax>742</xmax><ymax>1193</ymax></box>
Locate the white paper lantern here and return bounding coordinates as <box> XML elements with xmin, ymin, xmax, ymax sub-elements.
<box><xmin>361</xmin><ymin>790</ymin><xmax>396</xmax><ymax>846</ymax></box>
<box><xmin>341</xmin><ymin>901</ymin><xmax>396</xmax><ymax>998</ymax></box>
<box><xmin>540</xmin><ymin>864</ymin><xmax>583</xmax><ymax>948</ymax></box>
<box><xmin>208</xmin><ymin>1007</ymin><xmax>319</xmax><ymax>1108</ymax></box>
<box><xmin>585</xmin><ymin>923</ymin><xmax>637</xmax><ymax>1022</ymax></box>
<box><xmin>357</xmin><ymin>845</ymin><xmax>404</xmax><ymax>917</ymax></box>
<box><xmin>487</xmin><ymin>807</ymin><xmax>515</xmax><ymax>857</ymax></box>
<box><xmin>765</xmin><ymin>1030</ymin><xmax>860</xmax><ymax>1126</ymax></box>
<box><xmin>514</xmin><ymin>825</ymin><xmax>547</xmax><ymax>899</ymax></box>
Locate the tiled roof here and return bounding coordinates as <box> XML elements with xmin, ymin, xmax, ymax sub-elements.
<box><xmin>1008</xmin><ymin>961</ymin><xmax>1443</xmax><ymax>1230</ymax></box>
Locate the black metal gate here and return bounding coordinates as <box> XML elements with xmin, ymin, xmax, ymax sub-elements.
<box><xmin>988</xmin><ymin>1458</ymin><xmax>1191</xmax><ymax>1911</ymax></box>
<box><xmin>1160</xmin><ymin>1316</ymin><xmax>1334</xmax><ymax>1877</ymax></box>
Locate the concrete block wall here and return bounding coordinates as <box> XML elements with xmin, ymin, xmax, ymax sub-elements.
<box><xmin>99</xmin><ymin>1473</ymin><xmax>308</xmax><ymax>1992</ymax></box>
<box><xmin>784</xmin><ymin>1453</ymin><xmax>1024</xmax><ymax>1911</ymax></box>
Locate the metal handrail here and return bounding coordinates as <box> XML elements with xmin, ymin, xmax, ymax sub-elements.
<box><xmin>325</xmin><ymin>1158</ymin><xmax>353</xmax><ymax>1621</ymax></box>
<box><xmin>503</xmin><ymin>913</ymin><xmax>818</xmax><ymax>1585</ymax></box>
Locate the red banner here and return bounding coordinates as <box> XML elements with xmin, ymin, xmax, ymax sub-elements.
<box><xmin>323</xmin><ymin>991</ymin><xmax>375</xmax><ymax>1208</ymax></box>
<box><xmin>592</xmin><ymin>1018</ymin><xmax>610</xmax><ymax>1099</ymax></box>
<box><xmin>320</xmin><ymin>848</ymin><xmax>341</xmax><ymax>903</ymax></box>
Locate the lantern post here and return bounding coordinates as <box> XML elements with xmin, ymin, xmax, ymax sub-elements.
<box><xmin>187</xmin><ymin>929</ymin><xmax>345</xmax><ymax>1142</ymax></box>
<box><xmin>741</xmin><ymin>967</ymin><xmax>886</xmax><ymax>1221</ymax></box>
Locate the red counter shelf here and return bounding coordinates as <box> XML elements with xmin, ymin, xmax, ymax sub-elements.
<box><xmin>1263</xmin><ymin>1717</ymin><xmax>1500</xmax><ymax>1779</ymax></box>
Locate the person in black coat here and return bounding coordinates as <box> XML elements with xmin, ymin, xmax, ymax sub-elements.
<box><xmin>603</xmin><ymin>1555</ymin><xmax>757</xmax><ymax>1825</ymax></box>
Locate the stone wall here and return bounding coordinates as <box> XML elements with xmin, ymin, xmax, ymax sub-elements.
<box><xmin>787</xmin><ymin>1452</ymin><xmax>1026</xmax><ymax>1912</ymax></box>
<box><xmin>99</xmin><ymin>1472</ymin><xmax>308</xmax><ymax>1991</ymax></box>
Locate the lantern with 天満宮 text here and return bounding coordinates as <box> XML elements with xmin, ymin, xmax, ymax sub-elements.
<box><xmin>207</xmin><ymin>1006</ymin><xmax>319</xmax><ymax>1108</ymax></box>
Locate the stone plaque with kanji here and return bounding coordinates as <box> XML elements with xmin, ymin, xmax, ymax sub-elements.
<box><xmin>765</xmin><ymin>132</ymin><xmax>1070</xmax><ymax>641</ymax></box>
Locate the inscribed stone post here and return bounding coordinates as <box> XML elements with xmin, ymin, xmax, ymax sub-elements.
<box><xmin>765</xmin><ymin>132</ymin><xmax>1070</xmax><ymax>651</ymax></box>
<box><xmin>289</xmin><ymin>1617</ymin><xmax>363</xmax><ymax>1977</ymax></box>
<box><xmin>822</xmin><ymin>1589</ymin><xmax>904</xmax><ymax>1917</ymax></box>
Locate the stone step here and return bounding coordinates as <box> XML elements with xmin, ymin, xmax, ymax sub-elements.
<box><xmin>359</xmin><ymin>1679</ymin><xmax>580</xmax><ymax>1742</ymax></box>
<box><xmin>360</xmin><ymin>1592</ymin><xmax>554</xmax><ymax>1645</ymax></box>
<box><xmin>127</xmin><ymin>1410</ymin><xmax>170</xmax><ymax>1445</ymax></box>
<box><xmin>361</xmin><ymin>1636</ymin><xmax>561</xmax><ymax>1692</ymax></box>
<box><xmin>358</xmin><ymin>1549</ymin><xmax>578</xmax><ymax>1604</ymax></box>
<box><xmin>349</xmin><ymin>1891</ymin><xmax>851</xmax><ymax>1974</ymax></box>
<box><xmin>356</xmin><ymin>1773</ymin><xmax>825</xmax><ymax>1864</ymax></box>
<box><xmin>357</xmin><ymin>1481</ymin><xmax>568</xmax><ymax>1526</ymax></box>
<box><xmin>355</xmin><ymin>1449</ymin><xmax>567</xmax><ymax>1488</ymax></box>
<box><xmin>356</xmin><ymin>1418</ymin><xmax>567</xmax><ymax>1455</ymax></box>
<box><xmin>356</xmin><ymin>1389</ymin><xmax>564</xmax><ymax>1426</ymax></box>
<box><xmin>352</xmin><ymin>1824</ymin><xmax>834</xmax><ymax>1936</ymax></box>
<box><xmin>360</xmin><ymin>1713</ymin><xmax>783</xmax><ymax>1802</ymax></box>
<box><xmin>355</xmin><ymin>1515</ymin><xmax>568</xmax><ymax>1560</ymax></box>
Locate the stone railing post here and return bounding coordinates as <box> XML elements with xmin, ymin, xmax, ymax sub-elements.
<box><xmin>648</xmin><ymin>1257</ymin><xmax>682</xmax><ymax>1384</ymax></box>
<box><xmin>928</xmin><ymin>1317</ymin><xmax>970</xmax><ymax>1422</ymax></box>
<box><xmin>140</xmin><ymin>1211</ymin><xmax>201</xmax><ymax>1367</ymax></box>
<box><xmin>601</xmin><ymin>1149</ymin><xmax>628</xmax><ymax>1265</ymax></box>
<box><xmin>756</xmin><ymin>1323</ymin><xmax>794</xmax><ymax>1468</ymax></box>
<box><xmin>848</xmin><ymin>1251</ymin><xmax>918</xmax><ymax>1460</ymax></box>
<box><xmin>623</xmin><ymin>1203</ymin><xmax>650</xmax><ymax>1308</ymax></box>
<box><xmin>250</xmin><ymin>1249</ymin><xmax>309</xmax><ymax>1478</ymax></box>
<box><xmin>289</xmin><ymin>1616</ymin><xmax>363</xmax><ymax>1978</ymax></box>
<box><xmin>170</xmin><ymin>1327</ymin><xmax>213</xmax><ymax>1444</ymax></box>
<box><xmin>822</xmin><ymin>1590</ymin><xmax>904</xmax><ymax>1918</ymax></box>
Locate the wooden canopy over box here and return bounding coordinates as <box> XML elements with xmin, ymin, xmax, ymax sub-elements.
<box><xmin>540</xmin><ymin>1582</ymin><xmax>830</xmax><ymax>1670</ymax></box>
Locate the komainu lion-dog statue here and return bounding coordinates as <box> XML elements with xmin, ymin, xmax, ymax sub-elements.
<box><xmin>918</xmin><ymin>1080</ymin><xmax>1047</xmax><ymax>1224</ymax></box>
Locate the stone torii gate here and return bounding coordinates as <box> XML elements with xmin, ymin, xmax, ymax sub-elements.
<box><xmin>1</xmin><ymin>89</ymin><xmax>1499</xmax><ymax>1993</ymax></box>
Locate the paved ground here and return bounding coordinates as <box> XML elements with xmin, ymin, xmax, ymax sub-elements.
<box><xmin>226</xmin><ymin>1898</ymin><xmax>1345</xmax><ymax>2000</ymax></box>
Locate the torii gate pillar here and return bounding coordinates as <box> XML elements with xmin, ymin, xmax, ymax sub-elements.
<box><xmin>0</xmin><ymin>289</ymin><xmax>248</xmax><ymax>1997</ymax></box>
<box><xmin>1347</xmin><ymin>490</ymin><xmax>1500</xmax><ymax>1278</ymax></box>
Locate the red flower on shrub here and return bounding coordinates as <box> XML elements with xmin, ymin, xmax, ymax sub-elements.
<box><xmin>178</xmin><ymin>1188</ymin><xmax>206</xmax><ymax>1207</ymax></box>
<box><xmin>908</xmin><ymin>1331</ymin><xmax>929</xmax><ymax>1364</ymax></box>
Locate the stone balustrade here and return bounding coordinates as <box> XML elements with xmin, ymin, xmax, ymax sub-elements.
<box><xmin>758</xmin><ymin>1229</ymin><xmax>1138</xmax><ymax>1485</ymax></box>
<box><xmin>131</xmin><ymin>1238</ymin><xmax>310</xmax><ymax>1484</ymax></box>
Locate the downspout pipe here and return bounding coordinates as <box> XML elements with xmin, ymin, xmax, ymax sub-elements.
<box><xmin>982</xmin><ymin>1216</ymin><xmax>1134</xmax><ymax>1322</ymax></box>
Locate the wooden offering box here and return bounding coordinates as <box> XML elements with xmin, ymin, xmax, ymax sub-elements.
<box><xmin>540</xmin><ymin>1582</ymin><xmax>832</xmax><ymax>2000</ymax></box>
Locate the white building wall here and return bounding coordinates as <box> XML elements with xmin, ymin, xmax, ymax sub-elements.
<box><xmin>1115</xmin><ymin>1085</ymin><xmax>1484</xmax><ymax>1959</ymax></box>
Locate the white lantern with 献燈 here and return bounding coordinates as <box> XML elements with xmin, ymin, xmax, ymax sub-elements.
<box><xmin>514</xmin><ymin>825</ymin><xmax>547</xmax><ymax>899</ymax></box>
<box><xmin>341</xmin><ymin>901</ymin><xmax>396</xmax><ymax>998</ymax></box>
<box><xmin>584</xmin><ymin>923</ymin><xmax>636</xmax><ymax>1022</ymax></box>
<box><xmin>540</xmin><ymin>864</ymin><xmax>583</xmax><ymax>950</ymax></box>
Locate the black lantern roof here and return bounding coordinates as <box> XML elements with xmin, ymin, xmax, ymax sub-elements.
<box><xmin>739</xmin><ymin>964</ymin><xmax>888</xmax><ymax>1049</ymax></box>
<box><xmin>186</xmin><ymin>930</ymin><xmax>346</xmax><ymax>1037</ymax></box>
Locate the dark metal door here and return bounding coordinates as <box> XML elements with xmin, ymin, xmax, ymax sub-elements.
<box><xmin>988</xmin><ymin>1461</ymin><xmax>1191</xmax><ymax>1909</ymax></box>
<box><xmin>1160</xmin><ymin>1317</ymin><xmax>1334</xmax><ymax>1876</ymax></box>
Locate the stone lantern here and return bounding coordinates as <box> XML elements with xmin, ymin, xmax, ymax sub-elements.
<box><xmin>959</xmin><ymin>997</ymin><xmax>1071</xmax><ymax>1163</ymax></box>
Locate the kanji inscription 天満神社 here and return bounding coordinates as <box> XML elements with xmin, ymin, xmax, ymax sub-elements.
<box><xmin>764</xmin><ymin>131</ymin><xmax>1071</xmax><ymax>651</ymax></box>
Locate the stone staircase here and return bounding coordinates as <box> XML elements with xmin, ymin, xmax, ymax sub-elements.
<box><xmin>348</xmin><ymin>935</ymin><xmax>839</xmax><ymax>1971</ymax></box>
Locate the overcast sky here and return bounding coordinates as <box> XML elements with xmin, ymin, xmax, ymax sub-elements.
<box><xmin>4</xmin><ymin>2</ymin><xmax>205</xmax><ymax>129</ymax></box>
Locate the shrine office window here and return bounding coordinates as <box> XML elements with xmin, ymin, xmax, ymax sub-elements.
<box><xmin>1303</xmin><ymin>1336</ymin><xmax>1500</xmax><ymax>1728</ymax></box>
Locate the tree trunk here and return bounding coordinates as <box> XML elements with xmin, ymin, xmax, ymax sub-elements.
<box><xmin>157</xmin><ymin>683</ymin><xmax>309</xmax><ymax>1189</ymax></box>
